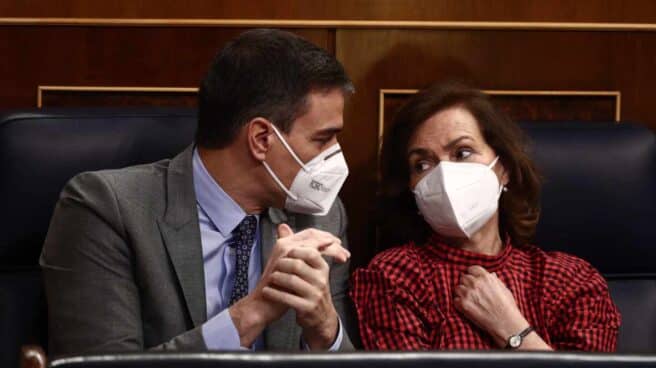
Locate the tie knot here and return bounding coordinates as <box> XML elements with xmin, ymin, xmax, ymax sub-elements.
<box><xmin>230</xmin><ymin>215</ymin><xmax>257</xmax><ymax>249</ymax></box>
<box><xmin>238</xmin><ymin>215</ymin><xmax>257</xmax><ymax>233</ymax></box>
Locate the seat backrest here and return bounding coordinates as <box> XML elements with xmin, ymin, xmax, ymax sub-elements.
<box><xmin>2</xmin><ymin>111</ymin><xmax>654</xmax><ymax>361</ymax></box>
<box><xmin>521</xmin><ymin>121</ymin><xmax>656</xmax><ymax>353</ymax></box>
<box><xmin>46</xmin><ymin>352</ymin><xmax>656</xmax><ymax>368</ymax></box>
<box><xmin>0</xmin><ymin>108</ymin><xmax>197</xmax><ymax>367</ymax></box>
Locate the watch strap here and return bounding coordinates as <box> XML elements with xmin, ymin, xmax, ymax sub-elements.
<box><xmin>519</xmin><ymin>326</ymin><xmax>535</xmax><ymax>339</ymax></box>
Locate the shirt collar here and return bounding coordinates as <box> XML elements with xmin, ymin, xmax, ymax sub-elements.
<box><xmin>192</xmin><ymin>147</ymin><xmax>255</xmax><ymax>236</ymax></box>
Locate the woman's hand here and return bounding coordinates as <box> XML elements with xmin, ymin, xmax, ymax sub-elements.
<box><xmin>453</xmin><ymin>265</ymin><xmax>531</xmax><ymax>348</ymax></box>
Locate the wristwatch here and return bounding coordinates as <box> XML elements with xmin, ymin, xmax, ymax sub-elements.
<box><xmin>506</xmin><ymin>326</ymin><xmax>535</xmax><ymax>349</ymax></box>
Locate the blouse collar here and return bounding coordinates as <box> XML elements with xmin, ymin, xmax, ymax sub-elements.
<box><xmin>425</xmin><ymin>233</ymin><xmax>513</xmax><ymax>271</ymax></box>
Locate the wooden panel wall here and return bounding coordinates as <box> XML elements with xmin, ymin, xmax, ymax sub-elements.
<box><xmin>3</xmin><ymin>0</ymin><xmax>656</xmax><ymax>22</ymax></box>
<box><xmin>1</xmin><ymin>27</ymin><xmax>333</xmax><ymax>108</ymax></box>
<box><xmin>2</xmin><ymin>1</ymin><xmax>656</xmax><ymax>267</ymax></box>
<box><xmin>383</xmin><ymin>92</ymin><xmax>619</xmax><ymax>127</ymax></box>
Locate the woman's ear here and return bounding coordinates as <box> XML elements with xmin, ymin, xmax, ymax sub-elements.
<box><xmin>498</xmin><ymin>157</ymin><xmax>510</xmax><ymax>187</ymax></box>
<box><xmin>247</xmin><ymin>117</ymin><xmax>274</xmax><ymax>162</ymax></box>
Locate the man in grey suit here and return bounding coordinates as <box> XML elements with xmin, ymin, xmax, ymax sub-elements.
<box><xmin>41</xmin><ymin>29</ymin><xmax>358</xmax><ymax>355</ymax></box>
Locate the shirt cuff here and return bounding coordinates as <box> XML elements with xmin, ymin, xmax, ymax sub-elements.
<box><xmin>202</xmin><ymin>308</ymin><xmax>250</xmax><ymax>350</ymax></box>
<box><xmin>301</xmin><ymin>316</ymin><xmax>344</xmax><ymax>351</ymax></box>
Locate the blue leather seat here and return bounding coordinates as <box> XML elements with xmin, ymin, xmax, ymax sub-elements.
<box><xmin>0</xmin><ymin>109</ymin><xmax>654</xmax><ymax>367</ymax></box>
<box><xmin>0</xmin><ymin>108</ymin><xmax>197</xmax><ymax>367</ymax></box>
<box><xmin>521</xmin><ymin>121</ymin><xmax>656</xmax><ymax>353</ymax></box>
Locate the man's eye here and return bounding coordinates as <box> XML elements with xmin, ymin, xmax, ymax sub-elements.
<box><xmin>413</xmin><ymin>161</ymin><xmax>433</xmax><ymax>173</ymax></box>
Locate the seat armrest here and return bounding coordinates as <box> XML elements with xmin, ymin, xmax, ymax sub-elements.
<box><xmin>20</xmin><ymin>345</ymin><xmax>46</xmax><ymax>368</ymax></box>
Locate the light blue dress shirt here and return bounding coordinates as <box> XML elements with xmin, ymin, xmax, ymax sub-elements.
<box><xmin>192</xmin><ymin>148</ymin><xmax>343</xmax><ymax>350</ymax></box>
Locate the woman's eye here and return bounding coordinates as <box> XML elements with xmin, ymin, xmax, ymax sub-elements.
<box><xmin>455</xmin><ymin>148</ymin><xmax>473</xmax><ymax>161</ymax></box>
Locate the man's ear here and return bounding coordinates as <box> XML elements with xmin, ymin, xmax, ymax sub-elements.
<box><xmin>247</xmin><ymin>117</ymin><xmax>275</xmax><ymax>161</ymax></box>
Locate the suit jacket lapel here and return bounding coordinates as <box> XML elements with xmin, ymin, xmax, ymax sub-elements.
<box><xmin>157</xmin><ymin>146</ymin><xmax>207</xmax><ymax>327</ymax></box>
<box><xmin>156</xmin><ymin>146</ymin><xmax>302</xmax><ymax>346</ymax></box>
<box><xmin>262</xmin><ymin>208</ymin><xmax>300</xmax><ymax>350</ymax></box>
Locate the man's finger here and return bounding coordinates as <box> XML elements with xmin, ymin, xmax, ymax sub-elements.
<box><xmin>294</xmin><ymin>228</ymin><xmax>336</xmax><ymax>242</ymax></box>
<box><xmin>269</xmin><ymin>270</ymin><xmax>316</xmax><ymax>298</ymax></box>
<box><xmin>274</xmin><ymin>257</ymin><xmax>323</xmax><ymax>287</ymax></box>
<box><xmin>287</xmin><ymin>237</ymin><xmax>350</xmax><ymax>263</ymax></box>
<box><xmin>262</xmin><ymin>286</ymin><xmax>312</xmax><ymax>313</ymax></box>
<box><xmin>277</xmin><ymin>223</ymin><xmax>295</xmax><ymax>239</ymax></box>
<box><xmin>314</xmin><ymin>242</ymin><xmax>349</xmax><ymax>263</ymax></box>
<box><xmin>317</xmin><ymin>241</ymin><xmax>350</xmax><ymax>260</ymax></box>
<box><xmin>286</xmin><ymin>247</ymin><xmax>328</xmax><ymax>271</ymax></box>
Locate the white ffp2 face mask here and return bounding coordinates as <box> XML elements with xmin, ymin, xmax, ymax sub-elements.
<box><xmin>262</xmin><ymin>125</ymin><xmax>349</xmax><ymax>216</ymax></box>
<box><xmin>413</xmin><ymin>157</ymin><xmax>503</xmax><ymax>239</ymax></box>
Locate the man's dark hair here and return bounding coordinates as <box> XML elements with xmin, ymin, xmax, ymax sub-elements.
<box><xmin>196</xmin><ymin>28</ymin><xmax>354</xmax><ymax>148</ymax></box>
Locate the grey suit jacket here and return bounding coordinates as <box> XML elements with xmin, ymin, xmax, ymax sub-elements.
<box><xmin>41</xmin><ymin>146</ymin><xmax>357</xmax><ymax>355</ymax></box>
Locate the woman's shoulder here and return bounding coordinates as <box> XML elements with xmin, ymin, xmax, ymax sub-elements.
<box><xmin>515</xmin><ymin>244</ymin><xmax>598</xmax><ymax>274</ymax></box>
<box><xmin>514</xmin><ymin>243</ymin><xmax>590</xmax><ymax>264</ymax></box>
<box><xmin>513</xmin><ymin>244</ymin><xmax>608</xmax><ymax>295</ymax></box>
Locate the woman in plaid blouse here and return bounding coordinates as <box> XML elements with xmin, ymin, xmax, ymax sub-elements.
<box><xmin>351</xmin><ymin>82</ymin><xmax>620</xmax><ymax>351</ymax></box>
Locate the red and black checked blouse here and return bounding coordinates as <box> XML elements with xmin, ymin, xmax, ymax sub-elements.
<box><xmin>350</xmin><ymin>235</ymin><xmax>621</xmax><ymax>351</ymax></box>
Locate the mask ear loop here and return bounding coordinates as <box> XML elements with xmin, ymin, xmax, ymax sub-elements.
<box><xmin>269</xmin><ymin>124</ymin><xmax>310</xmax><ymax>172</ymax></box>
<box><xmin>262</xmin><ymin>161</ymin><xmax>299</xmax><ymax>201</ymax></box>
<box><xmin>488</xmin><ymin>156</ymin><xmax>507</xmax><ymax>195</ymax></box>
<box><xmin>488</xmin><ymin>156</ymin><xmax>500</xmax><ymax>169</ymax></box>
<box><xmin>261</xmin><ymin>124</ymin><xmax>304</xmax><ymax>201</ymax></box>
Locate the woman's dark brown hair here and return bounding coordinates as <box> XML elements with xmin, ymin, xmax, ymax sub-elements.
<box><xmin>378</xmin><ymin>81</ymin><xmax>541</xmax><ymax>249</ymax></box>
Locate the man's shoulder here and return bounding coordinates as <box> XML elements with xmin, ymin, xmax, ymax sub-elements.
<box><xmin>61</xmin><ymin>154</ymin><xmax>183</xmax><ymax>217</ymax></box>
<box><xmin>71</xmin><ymin>158</ymin><xmax>169</xmax><ymax>193</ymax></box>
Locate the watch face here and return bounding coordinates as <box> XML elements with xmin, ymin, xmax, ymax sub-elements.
<box><xmin>509</xmin><ymin>335</ymin><xmax>522</xmax><ymax>348</ymax></box>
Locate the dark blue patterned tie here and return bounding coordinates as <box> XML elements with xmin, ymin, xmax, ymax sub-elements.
<box><xmin>229</xmin><ymin>215</ymin><xmax>258</xmax><ymax>306</ymax></box>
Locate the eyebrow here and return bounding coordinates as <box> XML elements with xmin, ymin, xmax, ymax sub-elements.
<box><xmin>407</xmin><ymin>135</ymin><xmax>474</xmax><ymax>158</ymax></box>
<box><xmin>313</xmin><ymin>127</ymin><xmax>342</xmax><ymax>138</ymax></box>
<box><xmin>407</xmin><ymin>147</ymin><xmax>434</xmax><ymax>159</ymax></box>
<box><xmin>444</xmin><ymin>135</ymin><xmax>473</xmax><ymax>150</ymax></box>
